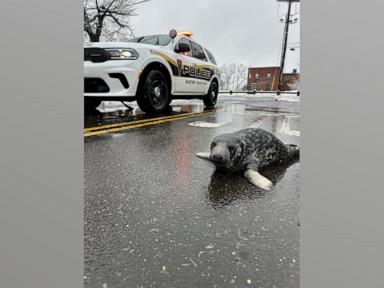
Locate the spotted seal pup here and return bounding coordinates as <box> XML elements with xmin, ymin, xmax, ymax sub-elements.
<box><xmin>196</xmin><ymin>128</ymin><xmax>299</xmax><ymax>190</ymax></box>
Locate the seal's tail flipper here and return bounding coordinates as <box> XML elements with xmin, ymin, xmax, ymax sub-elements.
<box><xmin>244</xmin><ymin>169</ymin><xmax>273</xmax><ymax>191</ymax></box>
<box><xmin>195</xmin><ymin>152</ymin><xmax>211</xmax><ymax>161</ymax></box>
<box><xmin>286</xmin><ymin>144</ymin><xmax>300</xmax><ymax>160</ymax></box>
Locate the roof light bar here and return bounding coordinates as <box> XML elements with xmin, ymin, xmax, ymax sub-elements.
<box><xmin>177</xmin><ymin>31</ymin><xmax>193</xmax><ymax>37</ymax></box>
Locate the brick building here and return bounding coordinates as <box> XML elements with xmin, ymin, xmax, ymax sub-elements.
<box><xmin>247</xmin><ymin>67</ymin><xmax>300</xmax><ymax>91</ymax></box>
<box><xmin>281</xmin><ymin>72</ymin><xmax>300</xmax><ymax>91</ymax></box>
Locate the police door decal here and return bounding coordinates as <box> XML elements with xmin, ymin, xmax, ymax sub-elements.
<box><xmin>151</xmin><ymin>50</ymin><xmax>215</xmax><ymax>81</ymax></box>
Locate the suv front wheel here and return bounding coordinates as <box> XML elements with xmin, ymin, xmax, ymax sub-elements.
<box><xmin>203</xmin><ymin>81</ymin><xmax>218</xmax><ymax>109</ymax></box>
<box><xmin>137</xmin><ymin>70</ymin><xmax>170</xmax><ymax>114</ymax></box>
<box><xmin>85</xmin><ymin>99</ymin><xmax>102</xmax><ymax>113</ymax></box>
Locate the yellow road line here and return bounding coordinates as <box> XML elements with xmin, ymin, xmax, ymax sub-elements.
<box><xmin>85</xmin><ymin>112</ymin><xmax>206</xmax><ymax>132</ymax></box>
<box><xmin>84</xmin><ymin>111</ymin><xmax>214</xmax><ymax>138</ymax></box>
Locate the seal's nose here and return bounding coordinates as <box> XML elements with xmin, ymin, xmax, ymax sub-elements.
<box><xmin>212</xmin><ymin>154</ymin><xmax>224</xmax><ymax>163</ymax></box>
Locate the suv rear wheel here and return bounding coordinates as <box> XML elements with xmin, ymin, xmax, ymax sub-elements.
<box><xmin>137</xmin><ymin>70</ymin><xmax>170</xmax><ymax>113</ymax></box>
<box><xmin>203</xmin><ymin>81</ymin><xmax>218</xmax><ymax>109</ymax></box>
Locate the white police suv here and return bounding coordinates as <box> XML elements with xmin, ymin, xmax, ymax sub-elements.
<box><xmin>84</xmin><ymin>29</ymin><xmax>220</xmax><ymax>113</ymax></box>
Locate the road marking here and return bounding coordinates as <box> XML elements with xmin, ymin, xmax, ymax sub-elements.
<box><xmin>84</xmin><ymin>111</ymin><xmax>214</xmax><ymax>137</ymax></box>
<box><xmin>85</xmin><ymin>111</ymin><xmax>212</xmax><ymax>133</ymax></box>
<box><xmin>280</xmin><ymin>116</ymin><xmax>300</xmax><ymax>137</ymax></box>
<box><xmin>248</xmin><ymin>119</ymin><xmax>264</xmax><ymax>128</ymax></box>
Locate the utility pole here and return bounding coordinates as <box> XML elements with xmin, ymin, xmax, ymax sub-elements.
<box><xmin>277</xmin><ymin>0</ymin><xmax>298</xmax><ymax>91</ymax></box>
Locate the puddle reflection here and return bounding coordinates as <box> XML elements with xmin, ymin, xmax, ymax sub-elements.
<box><xmin>85</xmin><ymin>101</ymin><xmax>211</xmax><ymax>128</ymax></box>
<box><xmin>172</xmin><ymin>103</ymin><xmax>206</xmax><ymax>113</ymax></box>
<box><xmin>222</xmin><ymin>103</ymin><xmax>246</xmax><ymax>113</ymax></box>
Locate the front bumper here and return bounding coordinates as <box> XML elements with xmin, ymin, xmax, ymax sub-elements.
<box><xmin>84</xmin><ymin>60</ymin><xmax>139</xmax><ymax>98</ymax></box>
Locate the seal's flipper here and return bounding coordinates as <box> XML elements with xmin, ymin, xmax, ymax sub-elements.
<box><xmin>195</xmin><ymin>152</ymin><xmax>211</xmax><ymax>161</ymax></box>
<box><xmin>244</xmin><ymin>169</ymin><xmax>273</xmax><ymax>191</ymax></box>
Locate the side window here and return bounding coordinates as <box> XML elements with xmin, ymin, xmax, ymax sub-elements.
<box><xmin>205</xmin><ymin>49</ymin><xmax>217</xmax><ymax>65</ymax></box>
<box><xmin>175</xmin><ymin>38</ymin><xmax>192</xmax><ymax>56</ymax></box>
<box><xmin>191</xmin><ymin>41</ymin><xmax>208</xmax><ymax>62</ymax></box>
<box><xmin>140</xmin><ymin>35</ymin><xmax>159</xmax><ymax>45</ymax></box>
<box><xmin>267</xmin><ymin>73</ymin><xmax>271</xmax><ymax>80</ymax></box>
<box><xmin>255</xmin><ymin>73</ymin><xmax>260</xmax><ymax>80</ymax></box>
<box><xmin>158</xmin><ymin>35</ymin><xmax>172</xmax><ymax>46</ymax></box>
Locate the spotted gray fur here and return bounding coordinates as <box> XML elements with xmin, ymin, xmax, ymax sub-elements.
<box><xmin>196</xmin><ymin>128</ymin><xmax>299</xmax><ymax>190</ymax></box>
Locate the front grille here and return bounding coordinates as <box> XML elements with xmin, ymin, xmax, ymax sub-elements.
<box><xmin>84</xmin><ymin>48</ymin><xmax>109</xmax><ymax>63</ymax></box>
<box><xmin>84</xmin><ymin>78</ymin><xmax>110</xmax><ymax>93</ymax></box>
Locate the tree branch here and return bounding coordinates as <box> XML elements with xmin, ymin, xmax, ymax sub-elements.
<box><xmin>105</xmin><ymin>10</ymin><xmax>133</xmax><ymax>16</ymax></box>
<box><xmin>130</xmin><ymin>0</ymin><xmax>151</xmax><ymax>6</ymax></box>
<box><xmin>95</xmin><ymin>0</ymin><xmax>100</xmax><ymax>12</ymax></box>
<box><xmin>106</xmin><ymin>11</ymin><xmax>128</xmax><ymax>28</ymax></box>
<box><xmin>84</xmin><ymin>0</ymin><xmax>152</xmax><ymax>42</ymax></box>
<box><xmin>102</xmin><ymin>0</ymin><xmax>118</xmax><ymax>17</ymax></box>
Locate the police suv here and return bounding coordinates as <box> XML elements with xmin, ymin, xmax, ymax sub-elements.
<box><xmin>84</xmin><ymin>29</ymin><xmax>220</xmax><ymax>113</ymax></box>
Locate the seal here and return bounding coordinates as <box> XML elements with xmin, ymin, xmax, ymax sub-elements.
<box><xmin>195</xmin><ymin>128</ymin><xmax>299</xmax><ymax>190</ymax></box>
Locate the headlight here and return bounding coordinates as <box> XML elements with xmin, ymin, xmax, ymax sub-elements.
<box><xmin>105</xmin><ymin>48</ymin><xmax>139</xmax><ymax>60</ymax></box>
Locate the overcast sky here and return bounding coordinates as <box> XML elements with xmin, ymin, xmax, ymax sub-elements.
<box><xmin>131</xmin><ymin>0</ymin><xmax>300</xmax><ymax>72</ymax></box>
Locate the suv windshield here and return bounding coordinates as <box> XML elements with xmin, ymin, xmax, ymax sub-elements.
<box><xmin>128</xmin><ymin>34</ymin><xmax>172</xmax><ymax>46</ymax></box>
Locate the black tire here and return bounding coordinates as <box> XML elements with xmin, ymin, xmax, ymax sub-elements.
<box><xmin>203</xmin><ymin>81</ymin><xmax>218</xmax><ymax>109</ymax></box>
<box><xmin>84</xmin><ymin>99</ymin><xmax>102</xmax><ymax>113</ymax></box>
<box><xmin>137</xmin><ymin>70</ymin><xmax>170</xmax><ymax>114</ymax></box>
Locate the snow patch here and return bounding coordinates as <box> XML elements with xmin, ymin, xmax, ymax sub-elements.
<box><xmin>188</xmin><ymin>120</ymin><xmax>231</xmax><ymax>128</ymax></box>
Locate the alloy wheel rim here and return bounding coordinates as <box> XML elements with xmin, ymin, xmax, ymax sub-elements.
<box><xmin>150</xmin><ymin>79</ymin><xmax>166</xmax><ymax>107</ymax></box>
<box><xmin>211</xmin><ymin>84</ymin><xmax>218</xmax><ymax>103</ymax></box>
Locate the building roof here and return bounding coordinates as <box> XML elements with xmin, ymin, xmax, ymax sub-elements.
<box><xmin>248</xmin><ymin>66</ymin><xmax>280</xmax><ymax>70</ymax></box>
<box><xmin>282</xmin><ymin>72</ymin><xmax>300</xmax><ymax>75</ymax></box>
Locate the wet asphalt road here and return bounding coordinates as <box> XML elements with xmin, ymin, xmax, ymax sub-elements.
<box><xmin>84</xmin><ymin>94</ymin><xmax>300</xmax><ymax>288</ymax></box>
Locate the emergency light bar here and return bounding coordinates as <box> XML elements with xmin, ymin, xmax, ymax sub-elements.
<box><xmin>169</xmin><ymin>29</ymin><xmax>193</xmax><ymax>39</ymax></box>
<box><xmin>177</xmin><ymin>31</ymin><xmax>193</xmax><ymax>37</ymax></box>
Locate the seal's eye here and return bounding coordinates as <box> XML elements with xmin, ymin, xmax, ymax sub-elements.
<box><xmin>211</xmin><ymin>142</ymin><xmax>217</xmax><ymax>149</ymax></box>
<box><xmin>228</xmin><ymin>146</ymin><xmax>235</xmax><ymax>154</ymax></box>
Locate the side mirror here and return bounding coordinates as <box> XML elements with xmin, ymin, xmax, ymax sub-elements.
<box><xmin>169</xmin><ymin>29</ymin><xmax>177</xmax><ymax>39</ymax></box>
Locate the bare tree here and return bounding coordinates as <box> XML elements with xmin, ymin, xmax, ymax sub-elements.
<box><xmin>286</xmin><ymin>76</ymin><xmax>300</xmax><ymax>90</ymax></box>
<box><xmin>84</xmin><ymin>0</ymin><xmax>151</xmax><ymax>42</ymax></box>
<box><xmin>219</xmin><ymin>63</ymin><xmax>247</xmax><ymax>91</ymax></box>
<box><xmin>219</xmin><ymin>64</ymin><xmax>231</xmax><ymax>90</ymax></box>
<box><xmin>233</xmin><ymin>63</ymin><xmax>247</xmax><ymax>91</ymax></box>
